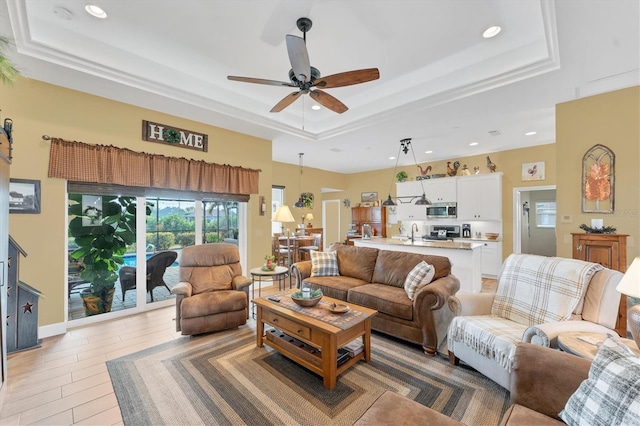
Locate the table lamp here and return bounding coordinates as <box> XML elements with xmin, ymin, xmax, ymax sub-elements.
<box><xmin>305</xmin><ymin>213</ymin><xmax>314</xmax><ymax>228</ymax></box>
<box><xmin>272</xmin><ymin>205</ymin><xmax>295</xmax><ymax>233</ymax></box>
<box><xmin>615</xmin><ymin>257</ymin><xmax>640</xmax><ymax>347</ymax></box>
<box><xmin>272</xmin><ymin>205</ymin><xmax>295</xmax><ymax>266</ymax></box>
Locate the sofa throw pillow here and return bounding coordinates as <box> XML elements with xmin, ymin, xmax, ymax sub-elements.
<box><xmin>310</xmin><ymin>250</ymin><xmax>340</xmax><ymax>277</ymax></box>
<box><xmin>403</xmin><ymin>261</ymin><xmax>435</xmax><ymax>300</ymax></box>
<box><xmin>559</xmin><ymin>336</ymin><xmax>640</xmax><ymax>426</ymax></box>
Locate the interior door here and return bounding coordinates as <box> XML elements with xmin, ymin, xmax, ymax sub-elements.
<box><xmin>322</xmin><ymin>200</ymin><xmax>341</xmax><ymax>249</ymax></box>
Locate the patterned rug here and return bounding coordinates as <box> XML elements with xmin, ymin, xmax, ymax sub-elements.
<box><xmin>107</xmin><ymin>324</ymin><xmax>509</xmax><ymax>425</ymax></box>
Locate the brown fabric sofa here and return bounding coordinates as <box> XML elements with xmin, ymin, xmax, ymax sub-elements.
<box><xmin>291</xmin><ymin>243</ymin><xmax>460</xmax><ymax>355</ymax></box>
<box><xmin>355</xmin><ymin>344</ymin><xmax>587</xmax><ymax>425</ymax></box>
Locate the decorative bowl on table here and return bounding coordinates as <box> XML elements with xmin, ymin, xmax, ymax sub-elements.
<box><xmin>291</xmin><ymin>289</ymin><xmax>323</xmax><ymax>307</ymax></box>
<box><xmin>261</xmin><ymin>264</ymin><xmax>276</xmax><ymax>271</ymax></box>
<box><xmin>485</xmin><ymin>233</ymin><xmax>500</xmax><ymax>240</ymax></box>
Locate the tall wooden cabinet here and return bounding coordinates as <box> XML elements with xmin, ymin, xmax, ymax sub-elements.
<box><xmin>571</xmin><ymin>233</ymin><xmax>628</xmax><ymax>337</ymax></box>
<box><xmin>351</xmin><ymin>206</ymin><xmax>387</xmax><ymax>237</ymax></box>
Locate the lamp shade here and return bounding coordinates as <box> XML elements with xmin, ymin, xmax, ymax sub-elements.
<box><xmin>616</xmin><ymin>257</ymin><xmax>640</xmax><ymax>297</ymax></box>
<box><xmin>272</xmin><ymin>205</ymin><xmax>295</xmax><ymax>223</ymax></box>
<box><xmin>305</xmin><ymin>213</ymin><xmax>314</xmax><ymax>221</ymax></box>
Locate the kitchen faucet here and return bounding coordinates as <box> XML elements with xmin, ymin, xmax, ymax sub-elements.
<box><xmin>411</xmin><ymin>223</ymin><xmax>419</xmax><ymax>243</ymax></box>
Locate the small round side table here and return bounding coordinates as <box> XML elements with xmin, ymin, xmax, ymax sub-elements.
<box><xmin>249</xmin><ymin>266</ymin><xmax>290</xmax><ymax>317</ymax></box>
<box><xmin>557</xmin><ymin>331</ymin><xmax>640</xmax><ymax>360</ymax></box>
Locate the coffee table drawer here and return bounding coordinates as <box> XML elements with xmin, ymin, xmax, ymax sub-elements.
<box><xmin>264</xmin><ymin>312</ymin><xmax>311</xmax><ymax>340</ymax></box>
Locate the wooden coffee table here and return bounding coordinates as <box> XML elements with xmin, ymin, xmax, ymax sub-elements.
<box><xmin>254</xmin><ymin>294</ymin><xmax>377</xmax><ymax>390</ymax></box>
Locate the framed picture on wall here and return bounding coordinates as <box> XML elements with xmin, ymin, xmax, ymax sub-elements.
<box><xmin>361</xmin><ymin>192</ymin><xmax>378</xmax><ymax>203</ymax></box>
<box><xmin>521</xmin><ymin>162</ymin><xmax>545</xmax><ymax>181</ymax></box>
<box><xmin>9</xmin><ymin>179</ymin><xmax>41</xmax><ymax>214</ymax></box>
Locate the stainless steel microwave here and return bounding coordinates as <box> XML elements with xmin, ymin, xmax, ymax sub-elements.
<box><xmin>426</xmin><ymin>202</ymin><xmax>457</xmax><ymax>219</ymax></box>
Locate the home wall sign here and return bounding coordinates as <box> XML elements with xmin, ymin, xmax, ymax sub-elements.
<box><xmin>142</xmin><ymin>120</ymin><xmax>208</xmax><ymax>152</ymax></box>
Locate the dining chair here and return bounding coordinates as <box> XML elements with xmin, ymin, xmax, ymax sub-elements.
<box><xmin>272</xmin><ymin>235</ymin><xmax>290</xmax><ymax>266</ymax></box>
<box><xmin>298</xmin><ymin>233</ymin><xmax>322</xmax><ymax>261</ymax></box>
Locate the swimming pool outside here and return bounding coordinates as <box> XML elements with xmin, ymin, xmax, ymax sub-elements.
<box><xmin>122</xmin><ymin>252</ymin><xmax>179</xmax><ymax>267</ymax></box>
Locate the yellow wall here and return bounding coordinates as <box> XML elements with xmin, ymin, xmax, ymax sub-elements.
<box><xmin>1</xmin><ymin>79</ymin><xmax>273</xmax><ymax>326</ymax></box>
<box><xmin>2</xmin><ymin>77</ymin><xmax>637</xmax><ymax>329</ymax></box>
<box><xmin>556</xmin><ymin>86</ymin><xmax>640</xmax><ymax>265</ymax></box>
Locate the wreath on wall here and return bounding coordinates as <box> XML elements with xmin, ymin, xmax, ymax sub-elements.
<box><xmin>163</xmin><ymin>128</ymin><xmax>180</xmax><ymax>144</ymax></box>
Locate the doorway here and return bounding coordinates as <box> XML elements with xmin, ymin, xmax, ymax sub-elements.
<box><xmin>322</xmin><ymin>199</ymin><xmax>342</xmax><ymax>249</ymax></box>
<box><xmin>513</xmin><ymin>185</ymin><xmax>557</xmax><ymax>256</ymax></box>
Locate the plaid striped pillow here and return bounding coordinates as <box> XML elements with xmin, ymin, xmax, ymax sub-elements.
<box><xmin>404</xmin><ymin>261</ymin><xmax>435</xmax><ymax>300</ymax></box>
<box><xmin>559</xmin><ymin>337</ymin><xmax>640</xmax><ymax>426</ymax></box>
<box><xmin>310</xmin><ymin>251</ymin><xmax>339</xmax><ymax>277</ymax></box>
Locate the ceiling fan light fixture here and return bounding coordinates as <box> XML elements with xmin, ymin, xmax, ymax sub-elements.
<box><xmin>483</xmin><ymin>25</ymin><xmax>501</xmax><ymax>38</ymax></box>
<box><xmin>85</xmin><ymin>4</ymin><xmax>107</xmax><ymax>18</ymax></box>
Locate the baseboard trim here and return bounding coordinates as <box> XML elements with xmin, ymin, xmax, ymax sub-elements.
<box><xmin>39</xmin><ymin>322</ymin><xmax>67</xmax><ymax>339</ymax></box>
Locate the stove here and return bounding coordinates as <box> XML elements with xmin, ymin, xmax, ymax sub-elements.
<box><xmin>422</xmin><ymin>225</ymin><xmax>460</xmax><ymax>241</ymax></box>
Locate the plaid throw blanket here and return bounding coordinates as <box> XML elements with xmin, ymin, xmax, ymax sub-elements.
<box><xmin>448</xmin><ymin>315</ymin><xmax>527</xmax><ymax>371</ymax></box>
<box><xmin>491</xmin><ymin>254</ymin><xmax>603</xmax><ymax>326</ymax></box>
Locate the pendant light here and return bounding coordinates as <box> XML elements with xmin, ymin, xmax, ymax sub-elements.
<box><xmin>382</xmin><ymin>138</ymin><xmax>432</xmax><ymax>206</ymax></box>
<box><xmin>294</xmin><ymin>153</ymin><xmax>306</xmax><ymax>208</ymax></box>
<box><xmin>403</xmin><ymin>138</ymin><xmax>432</xmax><ymax>205</ymax></box>
<box><xmin>382</xmin><ymin>143</ymin><xmax>402</xmax><ymax>206</ymax></box>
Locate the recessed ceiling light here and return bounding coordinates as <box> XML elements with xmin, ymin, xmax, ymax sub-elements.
<box><xmin>425</xmin><ymin>150</ymin><xmax>433</xmax><ymax>154</ymax></box>
<box><xmin>85</xmin><ymin>5</ymin><xmax>107</xmax><ymax>19</ymax></box>
<box><xmin>311</xmin><ymin>105</ymin><xmax>321</xmax><ymax>111</ymax></box>
<box><xmin>483</xmin><ymin>26</ymin><xmax>501</xmax><ymax>39</ymax></box>
<box><xmin>469</xmin><ymin>142</ymin><xmax>479</xmax><ymax>146</ymax></box>
<box><xmin>525</xmin><ymin>131</ymin><xmax>537</xmax><ymax>136</ymax></box>
<box><xmin>389</xmin><ymin>156</ymin><xmax>396</xmax><ymax>160</ymax></box>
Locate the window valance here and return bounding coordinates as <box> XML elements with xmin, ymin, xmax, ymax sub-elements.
<box><xmin>47</xmin><ymin>138</ymin><xmax>260</xmax><ymax>195</ymax></box>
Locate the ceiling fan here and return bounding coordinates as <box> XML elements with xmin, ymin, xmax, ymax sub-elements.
<box><xmin>227</xmin><ymin>17</ymin><xmax>380</xmax><ymax>114</ymax></box>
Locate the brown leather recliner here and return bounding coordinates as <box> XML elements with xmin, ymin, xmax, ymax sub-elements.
<box><xmin>171</xmin><ymin>244</ymin><xmax>250</xmax><ymax>335</ymax></box>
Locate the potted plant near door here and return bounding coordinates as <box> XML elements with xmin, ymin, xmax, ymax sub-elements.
<box><xmin>68</xmin><ymin>195</ymin><xmax>148</xmax><ymax>316</ymax></box>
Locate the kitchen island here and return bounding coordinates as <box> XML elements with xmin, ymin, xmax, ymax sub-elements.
<box><xmin>353</xmin><ymin>237</ymin><xmax>483</xmax><ymax>293</ymax></box>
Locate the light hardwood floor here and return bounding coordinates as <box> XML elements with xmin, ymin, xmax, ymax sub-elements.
<box><xmin>1</xmin><ymin>279</ymin><xmax>497</xmax><ymax>425</ymax></box>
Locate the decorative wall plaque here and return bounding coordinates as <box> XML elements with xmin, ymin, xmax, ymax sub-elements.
<box><xmin>582</xmin><ymin>144</ymin><xmax>615</xmax><ymax>213</ymax></box>
<box><xmin>142</xmin><ymin>120</ymin><xmax>208</xmax><ymax>152</ymax></box>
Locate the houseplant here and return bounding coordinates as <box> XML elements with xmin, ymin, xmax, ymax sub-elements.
<box><xmin>68</xmin><ymin>195</ymin><xmax>148</xmax><ymax>315</ymax></box>
<box><xmin>396</xmin><ymin>171</ymin><xmax>408</xmax><ymax>182</ymax></box>
<box><xmin>0</xmin><ymin>36</ymin><xmax>20</xmax><ymax>85</ymax></box>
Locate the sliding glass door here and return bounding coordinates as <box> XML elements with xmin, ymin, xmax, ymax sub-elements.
<box><xmin>68</xmin><ymin>189</ymin><xmax>244</xmax><ymax>322</ymax></box>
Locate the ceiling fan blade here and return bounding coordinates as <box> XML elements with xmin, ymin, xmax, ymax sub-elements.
<box><xmin>309</xmin><ymin>90</ymin><xmax>348</xmax><ymax>114</ymax></box>
<box><xmin>270</xmin><ymin>91</ymin><xmax>302</xmax><ymax>113</ymax></box>
<box><xmin>227</xmin><ymin>76</ymin><xmax>296</xmax><ymax>87</ymax></box>
<box><xmin>286</xmin><ymin>35</ymin><xmax>311</xmax><ymax>82</ymax></box>
<box><xmin>314</xmin><ymin>68</ymin><xmax>380</xmax><ymax>88</ymax></box>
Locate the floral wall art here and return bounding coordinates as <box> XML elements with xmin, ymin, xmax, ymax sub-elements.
<box><xmin>582</xmin><ymin>144</ymin><xmax>615</xmax><ymax>213</ymax></box>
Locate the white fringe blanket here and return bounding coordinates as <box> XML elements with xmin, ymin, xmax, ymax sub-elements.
<box><xmin>448</xmin><ymin>315</ymin><xmax>527</xmax><ymax>371</ymax></box>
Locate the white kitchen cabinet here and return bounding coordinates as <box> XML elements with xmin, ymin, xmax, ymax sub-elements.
<box><xmin>457</xmin><ymin>173</ymin><xmax>502</xmax><ymax>221</ymax></box>
<box><xmin>453</xmin><ymin>238</ymin><xmax>502</xmax><ymax>278</ymax></box>
<box><xmin>480</xmin><ymin>240</ymin><xmax>502</xmax><ymax>278</ymax></box>
<box><xmin>395</xmin><ymin>181</ymin><xmax>428</xmax><ymax>221</ymax></box>
<box><xmin>424</xmin><ymin>178</ymin><xmax>456</xmax><ymax>202</ymax></box>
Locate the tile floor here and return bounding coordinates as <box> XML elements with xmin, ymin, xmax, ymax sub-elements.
<box><xmin>3</xmin><ymin>279</ymin><xmax>497</xmax><ymax>425</ymax></box>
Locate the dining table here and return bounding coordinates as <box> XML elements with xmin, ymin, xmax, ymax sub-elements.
<box><xmin>278</xmin><ymin>235</ymin><xmax>317</xmax><ymax>263</ymax></box>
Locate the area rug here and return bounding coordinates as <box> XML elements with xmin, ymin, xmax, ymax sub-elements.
<box><xmin>107</xmin><ymin>325</ymin><xmax>509</xmax><ymax>425</ymax></box>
